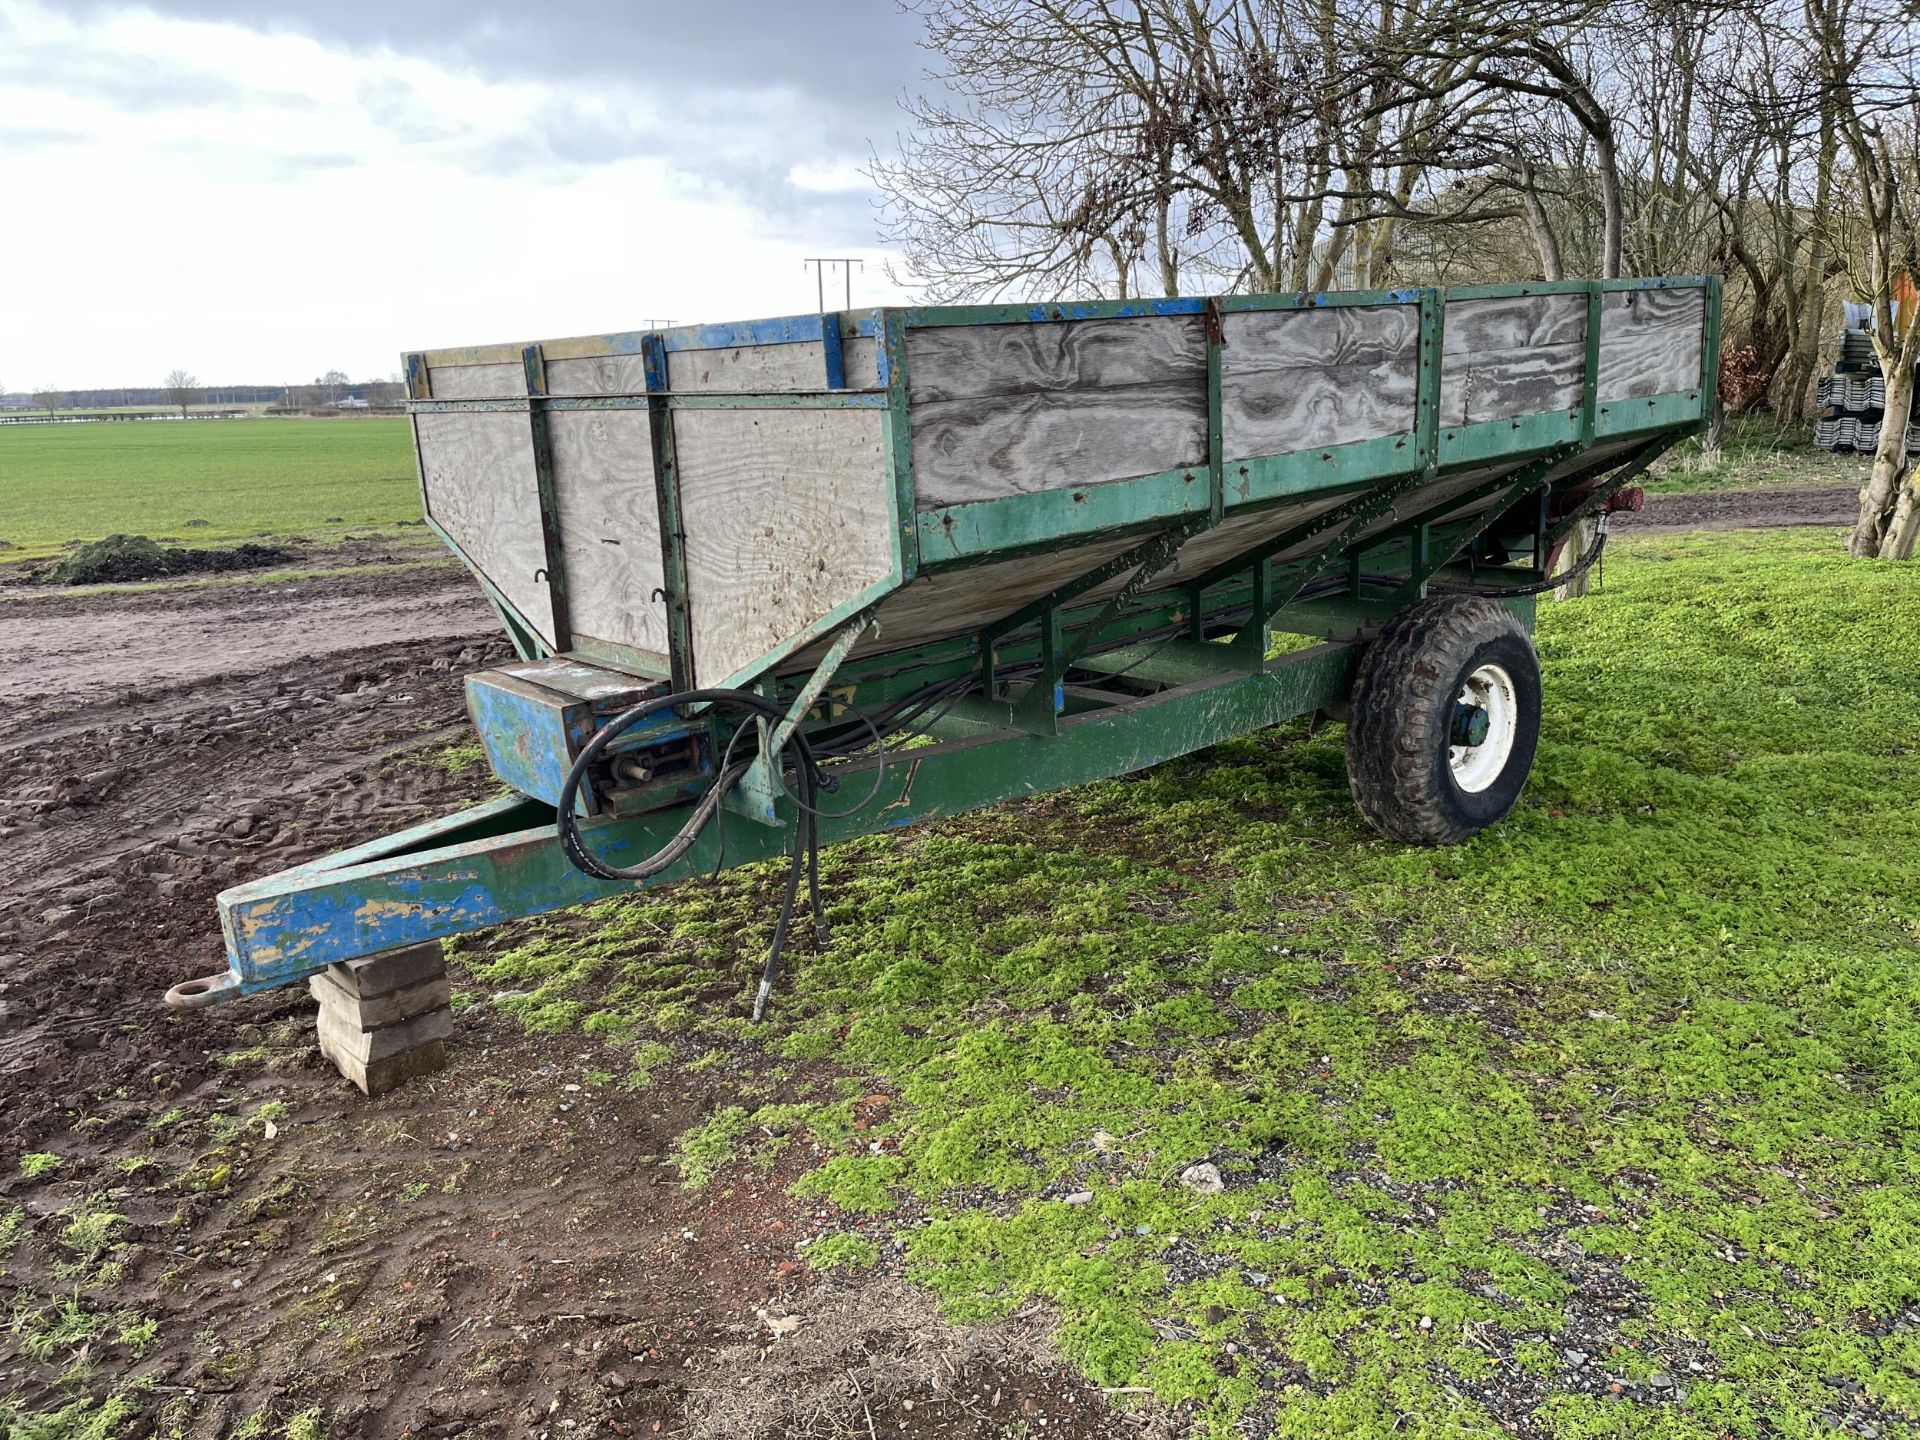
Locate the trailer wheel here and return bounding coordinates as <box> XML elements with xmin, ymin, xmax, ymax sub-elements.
<box><xmin>1345</xmin><ymin>595</ymin><xmax>1540</xmax><ymax>845</ymax></box>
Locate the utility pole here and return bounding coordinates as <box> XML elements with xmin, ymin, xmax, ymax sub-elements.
<box><xmin>803</xmin><ymin>258</ymin><xmax>864</xmax><ymax>313</ymax></box>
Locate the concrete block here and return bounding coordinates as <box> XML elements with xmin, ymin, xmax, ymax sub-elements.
<box><xmin>323</xmin><ymin>943</ymin><xmax>446</xmax><ymax>999</ymax></box>
<box><xmin>324</xmin><ymin>1039</ymin><xmax>449</xmax><ymax>1098</ymax></box>
<box><xmin>316</xmin><ymin>1003</ymin><xmax>453</xmax><ymax>1066</ymax></box>
<box><xmin>309</xmin><ymin>973</ymin><xmax>453</xmax><ymax>1031</ymax></box>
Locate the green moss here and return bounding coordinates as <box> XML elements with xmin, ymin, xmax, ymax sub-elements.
<box><xmin>0</xmin><ymin>1389</ymin><xmax>141</xmax><ymax>1440</ymax></box>
<box><xmin>675</xmin><ymin>1107</ymin><xmax>754</xmax><ymax>1190</ymax></box>
<box><xmin>421</xmin><ymin>531</ymin><xmax>1920</xmax><ymax>1433</ymax></box>
<box><xmin>803</xmin><ymin>1233</ymin><xmax>880</xmax><ymax>1271</ymax></box>
<box><xmin>18</xmin><ymin>1152</ymin><xmax>61</xmax><ymax>1180</ymax></box>
<box><xmin>0</xmin><ymin>1205</ymin><xmax>27</xmax><ymax>1260</ymax></box>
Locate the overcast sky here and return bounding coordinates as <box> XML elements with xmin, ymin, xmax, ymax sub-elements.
<box><xmin>0</xmin><ymin>0</ymin><xmax>928</xmax><ymax>390</ymax></box>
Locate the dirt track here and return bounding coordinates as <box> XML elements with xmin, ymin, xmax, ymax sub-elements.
<box><xmin>0</xmin><ymin>487</ymin><xmax>1858</xmax><ymax>1436</ymax></box>
<box><xmin>1617</xmin><ymin>482</ymin><xmax>1856</xmax><ymax>533</ymax></box>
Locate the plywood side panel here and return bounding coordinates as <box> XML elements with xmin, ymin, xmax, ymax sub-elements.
<box><xmin>666</xmin><ymin>337</ymin><xmax>880</xmax><ymax>393</ymax></box>
<box><xmin>1221</xmin><ymin>306</ymin><xmax>1418</xmax><ymax>461</ymax></box>
<box><xmin>673</xmin><ymin>409</ymin><xmax>895</xmax><ymax>684</ymax></box>
<box><xmin>546</xmin><ymin>353</ymin><xmax>650</xmax><ymax>397</ymax></box>
<box><xmin>417</xmin><ymin>411</ymin><xmax>552</xmax><ymax>644</ymax></box>
<box><xmin>905</xmin><ymin>316</ymin><xmax>1206</xmax><ymax>404</ymax></box>
<box><xmin>908</xmin><ymin>316</ymin><xmax>1208</xmax><ymax>509</ymax></box>
<box><xmin>428</xmin><ymin>363</ymin><xmax>526</xmax><ymax>400</ymax></box>
<box><xmin>913</xmin><ymin>387</ymin><xmax>1209</xmax><ymax>509</ymax></box>
<box><xmin>546</xmin><ymin>410</ymin><xmax>668</xmax><ymax>661</ymax></box>
<box><xmin>1597</xmin><ymin>288</ymin><xmax>1705</xmax><ymax>401</ymax></box>
<box><xmin>1440</xmin><ymin>294</ymin><xmax>1587</xmax><ymax>427</ymax></box>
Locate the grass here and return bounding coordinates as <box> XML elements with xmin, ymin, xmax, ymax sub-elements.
<box><xmin>1651</xmin><ymin>414</ymin><xmax>1870</xmax><ymax>495</ymax></box>
<box><xmin>0</xmin><ymin>418</ymin><xmax>420</xmax><ymax>562</ymax></box>
<box><xmin>455</xmin><ymin>526</ymin><xmax>1920</xmax><ymax>1435</ymax></box>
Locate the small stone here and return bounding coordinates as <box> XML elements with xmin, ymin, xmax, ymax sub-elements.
<box><xmin>1062</xmin><ymin>1191</ymin><xmax>1094</xmax><ymax>1206</ymax></box>
<box><xmin>1180</xmin><ymin>1162</ymin><xmax>1225</xmax><ymax>1196</ymax></box>
<box><xmin>1564</xmin><ymin>1349</ymin><xmax>1588</xmax><ymax>1366</ymax></box>
<box><xmin>1418</xmin><ymin>1315</ymin><xmax>1433</xmax><ymax>1331</ymax></box>
<box><xmin>1648</xmin><ymin>1372</ymin><xmax>1673</xmax><ymax>1390</ymax></box>
<box><xmin>1204</xmin><ymin>1305</ymin><xmax>1226</xmax><ymax>1325</ymax></box>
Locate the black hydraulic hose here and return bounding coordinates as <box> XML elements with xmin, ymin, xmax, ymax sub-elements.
<box><xmin>1438</xmin><ymin>517</ymin><xmax>1612</xmax><ymax>599</ymax></box>
<box><xmin>554</xmin><ymin>687</ymin><xmax>828</xmax><ymax>1021</ymax></box>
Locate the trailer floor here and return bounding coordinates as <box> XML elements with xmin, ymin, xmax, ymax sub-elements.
<box><xmin>0</xmin><ymin>561</ymin><xmax>1116</xmax><ymax>1439</ymax></box>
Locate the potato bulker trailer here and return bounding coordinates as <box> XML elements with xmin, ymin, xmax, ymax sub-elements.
<box><xmin>166</xmin><ymin>276</ymin><xmax>1720</xmax><ymax>1018</ymax></box>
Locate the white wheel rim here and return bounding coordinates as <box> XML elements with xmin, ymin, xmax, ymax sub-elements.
<box><xmin>1449</xmin><ymin>663</ymin><xmax>1518</xmax><ymax>794</ymax></box>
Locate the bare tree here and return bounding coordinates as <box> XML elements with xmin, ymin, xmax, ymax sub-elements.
<box><xmin>165</xmin><ymin>369</ymin><xmax>199</xmax><ymax>418</ymax></box>
<box><xmin>1803</xmin><ymin>2</ymin><xmax>1920</xmax><ymax>557</ymax></box>
<box><xmin>32</xmin><ymin>387</ymin><xmax>63</xmax><ymax>416</ymax></box>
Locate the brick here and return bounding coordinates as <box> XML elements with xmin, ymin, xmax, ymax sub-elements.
<box><xmin>316</xmin><ymin>1003</ymin><xmax>453</xmax><ymax>1066</ymax></box>
<box><xmin>323</xmin><ymin>943</ymin><xmax>445</xmax><ymax>999</ymax></box>
<box><xmin>309</xmin><ymin>974</ymin><xmax>452</xmax><ymax>1031</ymax></box>
<box><xmin>325</xmin><ymin>1039</ymin><xmax>449</xmax><ymax>1098</ymax></box>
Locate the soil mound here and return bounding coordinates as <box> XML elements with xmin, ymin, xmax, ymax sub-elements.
<box><xmin>47</xmin><ymin>532</ymin><xmax>295</xmax><ymax>584</ymax></box>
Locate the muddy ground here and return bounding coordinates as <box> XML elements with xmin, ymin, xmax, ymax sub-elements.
<box><xmin>0</xmin><ymin>485</ymin><xmax>1858</xmax><ymax>1437</ymax></box>
<box><xmin>0</xmin><ymin>546</ymin><xmax>1117</xmax><ymax>1439</ymax></box>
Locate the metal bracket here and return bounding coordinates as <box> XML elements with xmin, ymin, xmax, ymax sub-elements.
<box><xmin>999</xmin><ymin>518</ymin><xmax>1207</xmax><ymax>735</ymax></box>
<box><xmin>1544</xmin><ymin>440</ymin><xmax>1668</xmax><ymax>550</ymax></box>
<box><xmin>727</xmin><ymin>614</ymin><xmax>876</xmax><ymax>824</ymax></box>
<box><xmin>1386</xmin><ymin>445</ymin><xmax>1578</xmax><ymax>602</ymax></box>
<box><xmin>523</xmin><ymin>343</ymin><xmax>574</xmax><ymax>652</ymax></box>
<box><xmin>642</xmin><ymin>333</ymin><xmax>697</xmax><ymax>690</ymax></box>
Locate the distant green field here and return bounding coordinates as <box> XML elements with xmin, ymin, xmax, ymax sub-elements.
<box><xmin>0</xmin><ymin>418</ymin><xmax>423</xmax><ymax>561</ymax></box>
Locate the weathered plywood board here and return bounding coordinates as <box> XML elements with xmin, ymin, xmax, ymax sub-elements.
<box><xmin>1597</xmin><ymin>288</ymin><xmax>1705</xmax><ymax>401</ymax></box>
<box><xmin>428</xmin><ymin>362</ymin><xmax>525</xmax><ymax>400</ymax></box>
<box><xmin>1220</xmin><ymin>306</ymin><xmax>1419</xmax><ymax>461</ymax></box>
<box><xmin>908</xmin><ymin>316</ymin><xmax>1208</xmax><ymax>509</ymax></box>
<box><xmin>1440</xmin><ymin>294</ymin><xmax>1587</xmax><ymax>427</ymax></box>
<box><xmin>673</xmin><ymin>408</ymin><xmax>895</xmax><ymax>684</ymax></box>
<box><xmin>906</xmin><ymin>316</ymin><xmax>1206</xmax><ymax>403</ymax></box>
<box><xmin>666</xmin><ymin>336</ymin><xmax>880</xmax><ymax>392</ymax></box>
<box><xmin>417</xmin><ymin>410</ymin><xmax>552</xmax><ymax>643</ymax></box>
<box><xmin>547</xmin><ymin>353</ymin><xmax>650</xmax><ymax>397</ymax></box>
<box><xmin>546</xmin><ymin>410</ymin><xmax>668</xmax><ymax>660</ymax></box>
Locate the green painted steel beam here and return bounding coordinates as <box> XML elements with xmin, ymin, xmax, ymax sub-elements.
<box><xmin>642</xmin><ymin>333</ymin><xmax>697</xmax><ymax>691</ymax></box>
<box><xmin>522</xmin><ymin>343</ymin><xmax>574</xmax><ymax>652</ymax></box>
<box><xmin>213</xmin><ymin>643</ymin><xmax>1360</xmax><ymax>990</ymax></box>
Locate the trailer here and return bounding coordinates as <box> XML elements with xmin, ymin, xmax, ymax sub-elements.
<box><xmin>166</xmin><ymin>276</ymin><xmax>1720</xmax><ymax>1025</ymax></box>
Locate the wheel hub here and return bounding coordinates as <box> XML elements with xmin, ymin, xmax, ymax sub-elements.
<box><xmin>1449</xmin><ymin>701</ymin><xmax>1491</xmax><ymax>748</ymax></box>
<box><xmin>1447</xmin><ymin>663</ymin><xmax>1519</xmax><ymax>793</ymax></box>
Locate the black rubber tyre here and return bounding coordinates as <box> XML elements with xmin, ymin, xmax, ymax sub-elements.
<box><xmin>1345</xmin><ymin>595</ymin><xmax>1541</xmax><ymax>845</ymax></box>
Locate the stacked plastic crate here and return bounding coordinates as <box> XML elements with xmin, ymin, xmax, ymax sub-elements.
<box><xmin>1814</xmin><ymin>302</ymin><xmax>1919</xmax><ymax>455</ymax></box>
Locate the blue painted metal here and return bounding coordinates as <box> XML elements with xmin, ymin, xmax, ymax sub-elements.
<box><xmin>820</xmin><ymin>311</ymin><xmax>847</xmax><ymax>390</ymax></box>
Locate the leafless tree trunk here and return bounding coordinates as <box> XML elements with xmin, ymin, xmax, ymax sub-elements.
<box><xmin>165</xmin><ymin>369</ymin><xmax>199</xmax><ymax>419</ymax></box>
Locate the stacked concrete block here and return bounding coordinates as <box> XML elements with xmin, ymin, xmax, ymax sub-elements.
<box><xmin>309</xmin><ymin>943</ymin><xmax>452</xmax><ymax>1096</ymax></box>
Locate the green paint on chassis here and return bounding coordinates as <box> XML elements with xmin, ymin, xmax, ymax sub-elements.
<box><xmin>450</xmin><ymin>530</ymin><xmax>1920</xmax><ymax>1436</ymax></box>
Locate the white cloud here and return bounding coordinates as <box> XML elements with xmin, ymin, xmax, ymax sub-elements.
<box><xmin>788</xmin><ymin>159</ymin><xmax>871</xmax><ymax>194</ymax></box>
<box><xmin>0</xmin><ymin>0</ymin><xmax>906</xmax><ymax>388</ymax></box>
